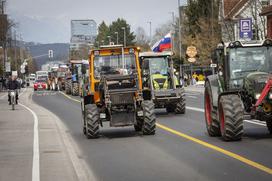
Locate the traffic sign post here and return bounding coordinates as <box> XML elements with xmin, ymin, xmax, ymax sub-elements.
<box><xmin>239</xmin><ymin>18</ymin><xmax>253</xmax><ymax>40</ymax></box>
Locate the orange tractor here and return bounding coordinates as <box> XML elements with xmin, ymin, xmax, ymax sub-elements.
<box><xmin>81</xmin><ymin>45</ymin><xmax>156</xmax><ymax>138</ymax></box>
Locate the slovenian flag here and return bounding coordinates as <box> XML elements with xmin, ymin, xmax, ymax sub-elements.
<box><xmin>152</xmin><ymin>33</ymin><xmax>172</xmax><ymax>52</ymax></box>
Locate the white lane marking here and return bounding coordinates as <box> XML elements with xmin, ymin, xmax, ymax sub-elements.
<box><xmin>186</xmin><ymin>95</ymin><xmax>198</xmax><ymax>99</ymax></box>
<box><xmin>244</xmin><ymin>120</ymin><xmax>266</xmax><ymax>126</ymax></box>
<box><xmin>186</xmin><ymin>106</ymin><xmax>204</xmax><ymax>112</ymax></box>
<box><xmin>186</xmin><ymin>106</ymin><xmax>266</xmax><ymax>127</ymax></box>
<box><xmin>19</xmin><ymin>89</ymin><xmax>40</xmax><ymax>181</ymax></box>
<box><xmin>0</xmin><ymin>93</ymin><xmax>7</xmax><ymax>99</ymax></box>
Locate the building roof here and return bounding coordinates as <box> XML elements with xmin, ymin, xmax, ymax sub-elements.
<box><xmin>260</xmin><ymin>5</ymin><xmax>272</xmax><ymax>16</ymax></box>
<box><xmin>224</xmin><ymin>0</ymin><xmax>249</xmax><ymax>19</ymax></box>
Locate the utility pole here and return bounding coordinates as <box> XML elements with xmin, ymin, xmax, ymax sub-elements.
<box><xmin>115</xmin><ymin>32</ymin><xmax>119</xmax><ymax>45</ymax></box>
<box><xmin>147</xmin><ymin>21</ymin><xmax>152</xmax><ymax>45</ymax></box>
<box><xmin>122</xmin><ymin>27</ymin><xmax>126</xmax><ymax>47</ymax></box>
<box><xmin>211</xmin><ymin>0</ymin><xmax>214</xmax><ymax>39</ymax></box>
<box><xmin>254</xmin><ymin>0</ymin><xmax>258</xmax><ymax>40</ymax></box>
<box><xmin>170</xmin><ymin>12</ymin><xmax>175</xmax><ymax>54</ymax></box>
<box><xmin>178</xmin><ymin>0</ymin><xmax>182</xmax><ymax>78</ymax></box>
<box><xmin>14</xmin><ymin>30</ymin><xmax>17</xmax><ymax>72</ymax></box>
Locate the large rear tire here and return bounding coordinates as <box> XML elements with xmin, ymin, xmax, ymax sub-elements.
<box><xmin>65</xmin><ymin>79</ymin><xmax>72</xmax><ymax>94</ymax></box>
<box><xmin>175</xmin><ymin>96</ymin><xmax>186</xmax><ymax>114</ymax></box>
<box><xmin>266</xmin><ymin>120</ymin><xmax>272</xmax><ymax>134</ymax></box>
<box><xmin>219</xmin><ymin>95</ymin><xmax>244</xmax><ymax>141</ymax></box>
<box><xmin>85</xmin><ymin>104</ymin><xmax>100</xmax><ymax>139</ymax></box>
<box><xmin>142</xmin><ymin>101</ymin><xmax>156</xmax><ymax>135</ymax></box>
<box><xmin>204</xmin><ymin>81</ymin><xmax>221</xmax><ymax>137</ymax></box>
<box><xmin>72</xmin><ymin>83</ymin><xmax>79</xmax><ymax>96</ymax></box>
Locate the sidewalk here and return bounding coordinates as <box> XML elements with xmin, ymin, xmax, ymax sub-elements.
<box><xmin>0</xmin><ymin>88</ymin><xmax>90</xmax><ymax>181</ymax></box>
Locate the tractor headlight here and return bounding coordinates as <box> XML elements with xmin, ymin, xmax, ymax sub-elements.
<box><xmin>255</xmin><ymin>94</ymin><xmax>261</xmax><ymax>99</ymax></box>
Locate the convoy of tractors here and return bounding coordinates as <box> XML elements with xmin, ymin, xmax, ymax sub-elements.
<box><xmin>33</xmin><ymin>39</ymin><xmax>272</xmax><ymax>140</ymax></box>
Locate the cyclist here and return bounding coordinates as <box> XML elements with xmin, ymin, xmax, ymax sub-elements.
<box><xmin>7</xmin><ymin>76</ymin><xmax>20</xmax><ymax>105</ymax></box>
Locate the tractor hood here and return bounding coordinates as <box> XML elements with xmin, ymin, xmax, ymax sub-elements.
<box><xmin>244</xmin><ymin>72</ymin><xmax>269</xmax><ymax>96</ymax></box>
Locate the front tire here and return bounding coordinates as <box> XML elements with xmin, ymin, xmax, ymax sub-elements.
<box><xmin>85</xmin><ymin>104</ymin><xmax>100</xmax><ymax>139</ymax></box>
<box><xmin>175</xmin><ymin>96</ymin><xmax>186</xmax><ymax>114</ymax></box>
<box><xmin>142</xmin><ymin>101</ymin><xmax>156</xmax><ymax>135</ymax></box>
<box><xmin>219</xmin><ymin>95</ymin><xmax>244</xmax><ymax>141</ymax></box>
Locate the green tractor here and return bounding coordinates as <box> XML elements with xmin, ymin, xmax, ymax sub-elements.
<box><xmin>205</xmin><ymin>39</ymin><xmax>272</xmax><ymax>141</ymax></box>
<box><xmin>139</xmin><ymin>52</ymin><xmax>185</xmax><ymax>114</ymax></box>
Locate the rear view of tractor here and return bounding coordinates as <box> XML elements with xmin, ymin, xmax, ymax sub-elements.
<box><xmin>205</xmin><ymin>39</ymin><xmax>272</xmax><ymax>141</ymax></box>
<box><xmin>81</xmin><ymin>45</ymin><xmax>156</xmax><ymax>139</ymax></box>
<box><xmin>65</xmin><ymin>60</ymin><xmax>82</xmax><ymax>96</ymax></box>
<box><xmin>139</xmin><ymin>52</ymin><xmax>185</xmax><ymax>114</ymax></box>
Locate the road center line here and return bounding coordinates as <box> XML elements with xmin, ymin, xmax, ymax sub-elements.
<box><xmin>60</xmin><ymin>91</ymin><xmax>272</xmax><ymax>175</ymax></box>
<box><xmin>156</xmin><ymin>123</ymin><xmax>272</xmax><ymax>175</ymax></box>
<box><xmin>19</xmin><ymin>90</ymin><xmax>40</xmax><ymax>181</ymax></box>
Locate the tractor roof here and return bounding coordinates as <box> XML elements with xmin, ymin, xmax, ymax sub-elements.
<box><xmin>225</xmin><ymin>39</ymin><xmax>272</xmax><ymax>48</ymax></box>
<box><xmin>139</xmin><ymin>51</ymin><xmax>173</xmax><ymax>57</ymax></box>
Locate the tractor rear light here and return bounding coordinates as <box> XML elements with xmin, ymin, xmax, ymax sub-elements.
<box><xmin>100</xmin><ymin>113</ymin><xmax>106</xmax><ymax>119</ymax></box>
<box><xmin>137</xmin><ymin>111</ymin><xmax>144</xmax><ymax>117</ymax></box>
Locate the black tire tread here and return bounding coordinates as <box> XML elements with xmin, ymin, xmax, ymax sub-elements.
<box><xmin>142</xmin><ymin>101</ymin><xmax>156</xmax><ymax>135</ymax></box>
<box><xmin>219</xmin><ymin>95</ymin><xmax>244</xmax><ymax>141</ymax></box>
<box><xmin>175</xmin><ymin>95</ymin><xmax>186</xmax><ymax>114</ymax></box>
<box><xmin>204</xmin><ymin>82</ymin><xmax>221</xmax><ymax>137</ymax></box>
<box><xmin>85</xmin><ymin>104</ymin><xmax>100</xmax><ymax>139</ymax></box>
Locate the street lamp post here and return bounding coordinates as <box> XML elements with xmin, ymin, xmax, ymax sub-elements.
<box><xmin>122</xmin><ymin>27</ymin><xmax>126</xmax><ymax>47</ymax></box>
<box><xmin>115</xmin><ymin>32</ymin><xmax>119</xmax><ymax>45</ymax></box>
<box><xmin>147</xmin><ymin>21</ymin><xmax>152</xmax><ymax>44</ymax></box>
<box><xmin>169</xmin><ymin>12</ymin><xmax>175</xmax><ymax>54</ymax></box>
<box><xmin>107</xmin><ymin>36</ymin><xmax>111</xmax><ymax>45</ymax></box>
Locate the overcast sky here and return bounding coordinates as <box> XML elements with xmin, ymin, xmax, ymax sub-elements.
<box><xmin>6</xmin><ymin>0</ymin><xmax>187</xmax><ymax>43</ymax></box>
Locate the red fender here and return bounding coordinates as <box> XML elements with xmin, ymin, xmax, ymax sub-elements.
<box><xmin>255</xmin><ymin>79</ymin><xmax>272</xmax><ymax>107</ymax></box>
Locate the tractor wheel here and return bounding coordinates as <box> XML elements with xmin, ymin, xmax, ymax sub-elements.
<box><xmin>134</xmin><ymin>117</ymin><xmax>143</xmax><ymax>132</ymax></box>
<box><xmin>204</xmin><ymin>81</ymin><xmax>221</xmax><ymax>137</ymax></box>
<box><xmin>142</xmin><ymin>101</ymin><xmax>156</xmax><ymax>135</ymax></box>
<box><xmin>72</xmin><ymin>83</ymin><xmax>79</xmax><ymax>96</ymax></box>
<box><xmin>65</xmin><ymin>79</ymin><xmax>72</xmax><ymax>94</ymax></box>
<box><xmin>175</xmin><ymin>96</ymin><xmax>186</xmax><ymax>114</ymax></box>
<box><xmin>266</xmin><ymin>120</ymin><xmax>272</xmax><ymax>134</ymax></box>
<box><xmin>85</xmin><ymin>104</ymin><xmax>99</xmax><ymax>139</ymax></box>
<box><xmin>219</xmin><ymin>95</ymin><xmax>244</xmax><ymax>141</ymax></box>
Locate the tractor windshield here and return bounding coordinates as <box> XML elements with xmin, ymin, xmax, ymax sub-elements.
<box><xmin>148</xmin><ymin>57</ymin><xmax>169</xmax><ymax>75</ymax></box>
<box><xmin>94</xmin><ymin>54</ymin><xmax>136</xmax><ymax>79</ymax></box>
<box><xmin>229</xmin><ymin>46</ymin><xmax>272</xmax><ymax>87</ymax></box>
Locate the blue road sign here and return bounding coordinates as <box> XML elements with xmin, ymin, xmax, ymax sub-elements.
<box><xmin>239</xmin><ymin>18</ymin><xmax>253</xmax><ymax>39</ymax></box>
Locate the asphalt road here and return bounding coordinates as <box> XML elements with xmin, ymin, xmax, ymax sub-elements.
<box><xmin>32</xmin><ymin>91</ymin><xmax>272</xmax><ymax>181</ymax></box>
